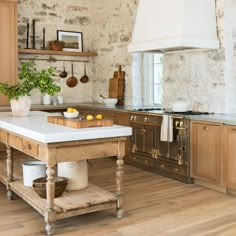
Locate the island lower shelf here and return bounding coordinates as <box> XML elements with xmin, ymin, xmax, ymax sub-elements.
<box><xmin>0</xmin><ymin>172</ymin><xmax>117</xmax><ymax>220</ymax></box>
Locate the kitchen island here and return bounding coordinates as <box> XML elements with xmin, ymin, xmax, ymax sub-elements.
<box><xmin>0</xmin><ymin>111</ymin><xmax>132</xmax><ymax>235</ymax></box>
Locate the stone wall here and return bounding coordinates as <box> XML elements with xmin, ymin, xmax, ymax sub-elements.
<box><xmin>90</xmin><ymin>1</ymin><xmax>138</xmax><ymax>105</ymax></box>
<box><xmin>162</xmin><ymin>0</ymin><xmax>236</xmax><ymax>113</ymax></box>
<box><xmin>17</xmin><ymin>0</ymin><xmax>137</xmax><ymax>105</ymax></box>
<box><xmin>18</xmin><ymin>0</ymin><xmax>235</xmax><ymax>112</ymax></box>
<box><xmin>18</xmin><ymin>0</ymin><xmax>94</xmax><ymax>104</ymax></box>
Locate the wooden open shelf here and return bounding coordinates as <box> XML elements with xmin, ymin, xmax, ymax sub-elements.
<box><xmin>18</xmin><ymin>48</ymin><xmax>98</xmax><ymax>57</ymax></box>
<box><xmin>0</xmin><ymin>171</ymin><xmax>117</xmax><ymax>220</ymax></box>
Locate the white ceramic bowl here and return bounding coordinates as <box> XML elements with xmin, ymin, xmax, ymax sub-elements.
<box><xmin>172</xmin><ymin>101</ymin><xmax>189</xmax><ymax>112</ymax></box>
<box><xmin>63</xmin><ymin>111</ymin><xmax>79</xmax><ymax>118</ymax></box>
<box><xmin>103</xmin><ymin>98</ymin><xmax>118</xmax><ymax>106</ymax></box>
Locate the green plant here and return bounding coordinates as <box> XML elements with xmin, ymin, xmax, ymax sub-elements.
<box><xmin>33</xmin><ymin>65</ymin><xmax>61</xmax><ymax>96</ymax></box>
<box><xmin>0</xmin><ymin>61</ymin><xmax>61</xmax><ymax>100</ymax></box>
<box><xmin>0</xmin><ymin>82</ymin><xmax>32</xmax><ymax>100</ymax></box>
<box><xmin>0</xmin><ymin>61</ymin><xmax>36</xmax><ymax>100</ymax></box>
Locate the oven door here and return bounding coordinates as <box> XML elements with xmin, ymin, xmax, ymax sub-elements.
<box><xmin>159</xmin><ymin>117</ymin><xmax>186</xmax><ymax>162</ymax></box>
<box><xmin>159</xmin><ymin>131</ymin><xmax>179</xmax><ymax>161</ymax></box>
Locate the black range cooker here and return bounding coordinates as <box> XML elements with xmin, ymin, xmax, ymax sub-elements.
<box><xmin>128</xmin><ymin>109</ymin><xmax>213</xmax><ymax>183</ymax></box>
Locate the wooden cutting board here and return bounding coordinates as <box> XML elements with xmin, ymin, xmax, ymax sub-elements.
<box><xmin>109</xmin><ymin>65</ymin><xmax>125</xmax><ymax>106</ymax></box>
<box><xmin>48</xmin><ymin>116</ymin><xmax>113</xmax><ymax>128</ymax></box>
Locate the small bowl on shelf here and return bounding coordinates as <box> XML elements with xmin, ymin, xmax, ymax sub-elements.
<box><xmin>33</xmin><ymin>176</ymin><xmax>68</xmax><ymax>199</ymax></box>
<box><xmin>63</xmin><ymin>111</ymin><xmax>79</xmax><ymax>119</ymax></box>
<box><xmin>103</xmin><ymin>98</ymin><xmax>118</xmax><ymax>106</ymax></box>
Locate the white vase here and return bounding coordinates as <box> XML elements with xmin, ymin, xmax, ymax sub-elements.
<box><xmin>42</xmin><ymin>94</ymin><xmax>51</xmax><ymax>105</ymax></box>
<box><xmin>10</xmin><ymin>96</ymin><xmax>31</xmax><ymax>117</ymax></box>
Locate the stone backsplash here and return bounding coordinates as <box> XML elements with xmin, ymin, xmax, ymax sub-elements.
<box><xmin>162</xmin><ymin>0</ymin><xmax>236</xmax><ymax>113</ymax></box>
<box><xmin>17</xmin><ymin>0</ymin><xmax>236</xmax><ymax>113</ymax></box>
<box><xmin>18</xmin><ymin>0</ymin><xmax>94</xmax><ymax>105</ymax></box>
<box><xmin>17</xmin><ymin>0</ymin><xmax>137</xmax><ymax>106</ymax></box>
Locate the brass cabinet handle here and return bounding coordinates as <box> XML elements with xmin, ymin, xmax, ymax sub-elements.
<box><xmin>160</xmin><ymin>164</ymin><xmax>166</xmax><ymax>168</ymax></box>
<box><xmin>152</xmin><ymin>149</ymin><xmax>160</xmax><ymax>159</ymax></box>
<box><xmin>175</xmin><ymin>168</ymin><xmax>180</xmax><ymax>172</ymax></box>
<box><xmin>152</xmin><ymin>148</ymin><xmax>155</xmax><ymax>158</ymax></box>
<box><xmin>140</xmin><ymin>128</ymin><xmax>146</xmax><ymax>135</ymax></box>
<box><xmin>203</xmin><ymin>126</ymin><xmax>208</xmax><ymax>131</ymax></box>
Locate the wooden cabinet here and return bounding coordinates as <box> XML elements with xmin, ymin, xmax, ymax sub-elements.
<box><xmin>191</xmin><ymin>121</ymin><xmax>222</xmax><ymax>185</ymax></box>
<box><xmin>222</xmin><ymin>125</ymin><xmax>236</xmax><ymax>191</ymax></box>
<box><xmin>113</xmin><ymin>112</ymin><xmax>129</xmax><ymax>126</ymax></box>
<box><xmin>0</xmin><ymin>0</ymin><xmax>17</xmax><ymax>105</ymax></box>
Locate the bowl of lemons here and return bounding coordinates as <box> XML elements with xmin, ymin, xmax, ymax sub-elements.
<box><xmin>63</xmin><ymin>107</ymin><xmax>79</xmax><ymax>118</ymax></box>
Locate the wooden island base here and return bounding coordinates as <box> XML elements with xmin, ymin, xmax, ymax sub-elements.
<box><xmin>0</xmin><ymin>133</ymin><xmax>127</xmax><ymax>235</ymax></box>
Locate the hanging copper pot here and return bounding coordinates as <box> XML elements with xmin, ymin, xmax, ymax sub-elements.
<box><xmin>80</xmin><ymin>63</ymin><xmax>89</xmax><ymax>83</ymax></box>
<box><xmin>66</xmin><ymin>63</ymin><xmax>78</xmax><ymax>87</ymax></box>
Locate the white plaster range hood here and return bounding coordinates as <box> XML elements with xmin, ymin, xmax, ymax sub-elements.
<box><xmin>128</xmin><ymin>0</ymin><xmax>219</xmax><ymax>53</ymax></box>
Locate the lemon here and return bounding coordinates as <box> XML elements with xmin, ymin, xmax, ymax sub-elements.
<box><xmin>86</xmin><ymin>115</ymin><xmax>94</xmax><ymax>121</ymax></box>
<box><xmin>72</xmin><ymin>108</ymin><xmax>78</xmax><ymax>112</ymax></box>
<box><xmin>67</xmin><ymin>107</ymin><xmax>74</xmax><ymax>113</ymax></box>
<box><xmin>96</xmin><ymin>114</ymin><xmax>103</xmax><ymax>120</ymax></box>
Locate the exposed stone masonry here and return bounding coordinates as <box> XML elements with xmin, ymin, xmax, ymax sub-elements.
<box><xmin>17</xmin><ymin>0</ymin><xmax>236</xmax><ymax>113</ymax></box>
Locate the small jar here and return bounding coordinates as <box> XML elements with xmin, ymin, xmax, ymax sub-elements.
<box><xmin>52</xmin><ymin>97</ymin><xmax>58</xmax><ymax>105</ymax></box>
<box><xmin>57</xmin><ymin>95</ymin><xmax>64</xmax><ymax>104</ymax></box>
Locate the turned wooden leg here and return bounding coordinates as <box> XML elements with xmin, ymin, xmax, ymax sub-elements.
<box><xmin>6</xmin><ymin>145</ymin><xmax>14</xmax><ymax>200</ymax></box>
<box><xmin>44</xmin><ymin>166</ymin><xmax>56</xmax><ymax>236</ymax></box>
<box><xmin>116</xmin><ymin>141</ymin><xmax>125</xmax><ymax>219</ymax></box>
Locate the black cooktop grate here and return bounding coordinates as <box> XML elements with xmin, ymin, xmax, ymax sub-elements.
<box><xmin>165</xmin><ymin>111</ymin><xmax>214</xmax><ymax>115</ymax></box>
<box><xmin>133</xmin><ymin>108</ymin><xmax>163</xmax><ymax>111</ymax></box>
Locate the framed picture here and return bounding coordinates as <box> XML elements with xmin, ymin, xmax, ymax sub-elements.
<box><xmin>57</xmin><ymin>30</ymin><xmax>83</xmax><ymax>52</ymax></box>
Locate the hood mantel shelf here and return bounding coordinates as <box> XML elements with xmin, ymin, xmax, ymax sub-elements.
<box><xmin>128</xmin><ymin>0</ymin><xmax>219</xmax><ymax>53</ymax></box>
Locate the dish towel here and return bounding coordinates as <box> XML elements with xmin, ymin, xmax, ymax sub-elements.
<box><xmin>160</xmin><ymin>115</ymin><xmax>173</xmax><ymax>142</ymax></box>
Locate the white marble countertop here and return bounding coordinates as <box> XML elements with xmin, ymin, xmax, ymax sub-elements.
<box><xmin>2</xmin><ymin>103</ymin><xmax>236</xmax><ymax>126</ymax></box>
<box><xmin>186</xmin><ymin>113</ymin><xmax>236</xmax><ymax>125</ymax></box>
<box><xmin>0</xmin><ymin>111</ymin><xmax>132</xmax><ymax>143</ymax></box>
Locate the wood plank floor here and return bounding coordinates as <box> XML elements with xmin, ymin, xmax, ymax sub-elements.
<box><xmin>1</xmin><ymin>157</ymin><xmax>236</xmax><ymax>236</ymax></box>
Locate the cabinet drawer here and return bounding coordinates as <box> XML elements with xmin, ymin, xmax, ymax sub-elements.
<box><xmin>8</xmin><ymin>133</ymin><xmax>22</xmax><ymax>150</ymax></box>
<box><xmin>156</xmin><ymin>160</ymin><xmax>187</xmax><ymax>176</ymax></box>
<box><xmin>168</xmin><ymin>163</ymin><xmax>187</xmax><ymax>176</ymax></box>
<box><xmin>129</xmin><ymin>155</ymin><xmax>155</xmax><ymax>167</ymax></box>
<box><xmin>22</xmin><ymin>139</ymin><xmax>38</xmax><ymax>156</ymax></box>
<box><xmin>0</xmin><ymin>130</ymin><xmax>6</xmax><ymax>143</ymax></box>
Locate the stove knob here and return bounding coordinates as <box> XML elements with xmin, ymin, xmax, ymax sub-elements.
<box><xmin>130</xmin><ymin>115</ymin><xmax>134</xmax><ymax>121</ymax></box>
<box><xmin>144</xmin><ymin>117</ymin><xmax>148</xmax><ymax>122</ymax></box>
<box><xmin>134</xmin><ymin>116</ymin><xmax>137</xmax><ymax>121</ymax></box>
